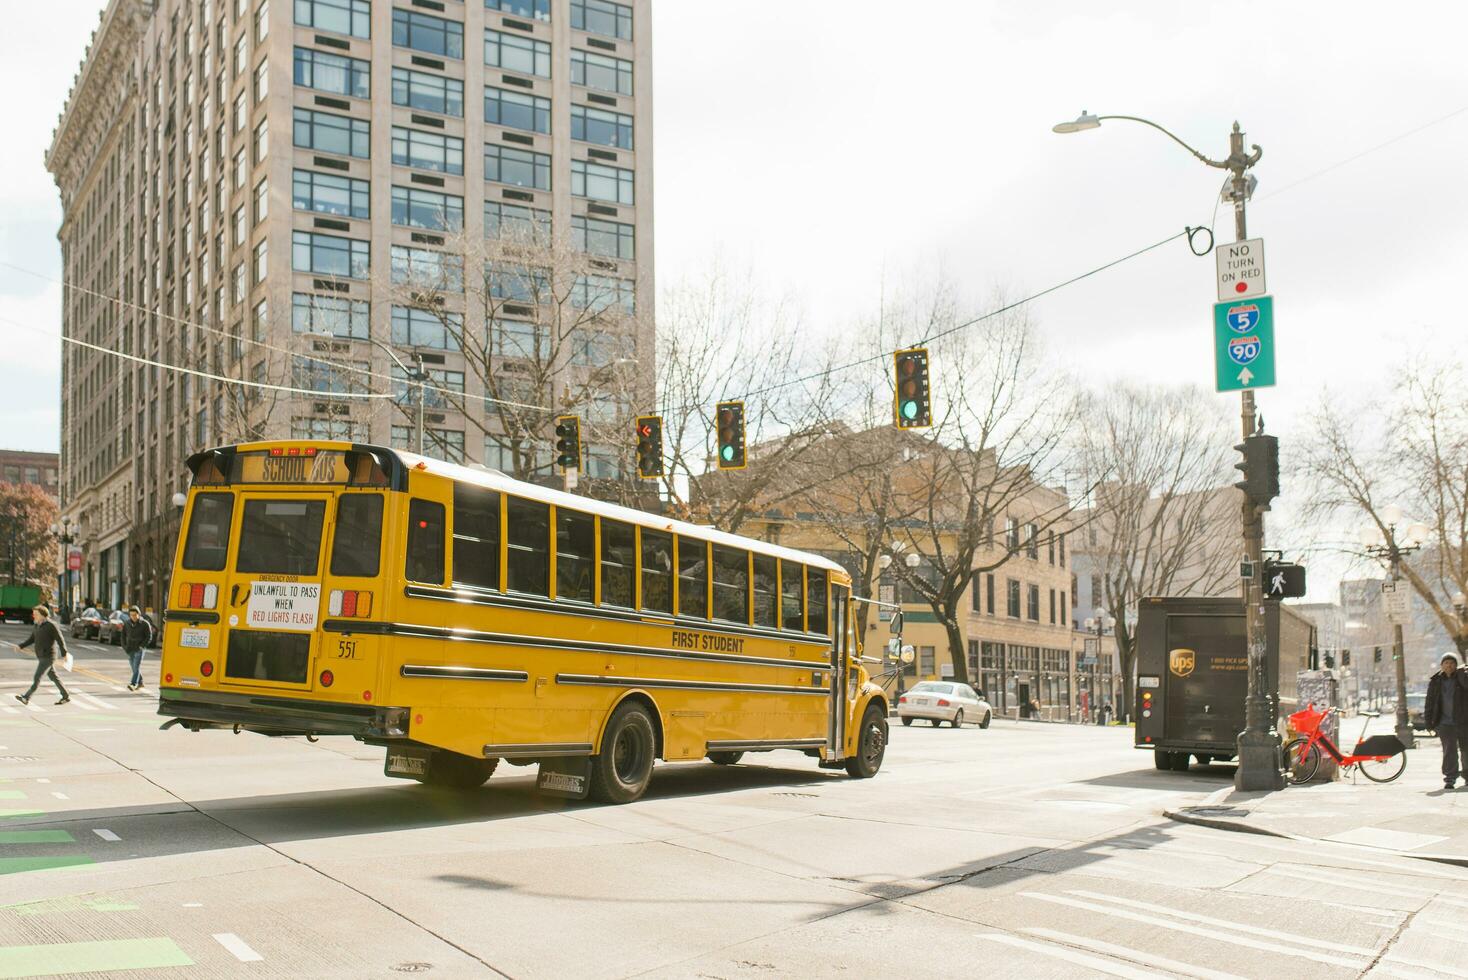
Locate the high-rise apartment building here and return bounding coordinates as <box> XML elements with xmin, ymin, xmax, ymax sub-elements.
<box><xmin>47</xmin><ymin>0</ymin><xmax>654</xmax><ymax>612</ymax></box>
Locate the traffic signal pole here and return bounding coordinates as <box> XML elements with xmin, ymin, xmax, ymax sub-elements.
<box><xmin>1228</xmin><ymin>122</ymin><xmax>1283</xmax><ymax>792</ymax></box>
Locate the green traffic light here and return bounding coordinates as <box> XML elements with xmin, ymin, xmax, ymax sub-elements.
<box><xmin>720</xmin><ymin>445</ymin><xmax>734</xmax><ymax>462</ymax></box>
<box><xmin>901</xmin><ymin>400</ymin><xmax>918</xmax><ymax>420</ymax></box>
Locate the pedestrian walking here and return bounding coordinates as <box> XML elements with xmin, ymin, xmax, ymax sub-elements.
<box><xmin>120</xmin><ymin>605</ymin><xmax>154</xmax><ymax>691</ymax></box>
<box><xmin>15</xmin><ymin>605</ymin><xmax>70</xmax><ymax>706</ymax></box>
<box><xmin>1100</xmin><ymin>702</ymin><xmax>1114</xmax><ymax>725</ymax></box>
<box><xmin>1425</xmin><ymin>651</ymin><xmax>1468</xmax><ymax>790</ymax></box>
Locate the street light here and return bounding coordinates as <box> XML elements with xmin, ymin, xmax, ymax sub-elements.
<box><xmin>314</xmin><ymin>330</ymin><xmax>429</xmax><ymax>453</ymax></box>
<box><xmin>48</xmin><ymin>516</ymin><xmax>74</xmax><ymax>621</ymax></box>
<box><xmin>1055</xmin><ymin>109</ymin><xmax>1275</xmax><ymax>790</ymax></box>
<box><xmin>1361</xmin><ymin>508</ymin><xmax>1429</xmax><ymax>748</ymax></box>
<box><xmin>1083</xmin><ymin>612</ymin><xmax>1115</xmax><ymax>723</ymax></box>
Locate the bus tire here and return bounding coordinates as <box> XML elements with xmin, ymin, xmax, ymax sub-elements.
<box><xmin>1154</xmin><ymin>749</ymin><xmax>1170</xmax><ymax>770</ymax></box>
<box><xmin>708</xmin><ymin>751</ymin><xmax>744</xmax><ymax>765</ymax></box>
<box><xmin>1169</xmin><ymin>752</ymin><xmax>1191</xmax><ymax>772</ymax></box>
<box><xmin>423</xmin><ymin>753</ymin><xmax>498</xmax><ymax>789</ymax></box>
<box><xmin>588</xmin><ymin>702</ymin><xmax>657</xmax><ymax>804</ymax></box>
<box><xmin>845</xmin><ymin>703</ymin><xmax>888</xmax><ymax>779</ymax></box>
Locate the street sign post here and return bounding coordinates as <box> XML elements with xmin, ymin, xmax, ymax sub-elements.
<box><xmin>67</xmin><ymin>549</ymin><xmax>82</xmax><ymax>571</ymax></box>
<box><xmin>1215</xmin><ymin>237</ymin><xmax>1266</xmax><ymax>301</ymax></box>
<box><xmin>1382</xmin><ymin>581</ymin><xmax>1411</xmax><ymax>624</ymax></box>
<box><xmin>1213</xmin><ymin>295</ymin><xmax>1276</xmax><ymax>392</ymax></box>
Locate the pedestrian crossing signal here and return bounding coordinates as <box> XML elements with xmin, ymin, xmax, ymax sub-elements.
<box><xmin>894</xmin><ymin>348</ymin><xmax>931</xmax><ymax>429</ymax></box>
<box><xmin>635</xmin><ymin>415</ymin><xmax>663</xmax><ymax>479</ymax></box>
<box><xmin>554</xmin><ymin>415</ymin><xmax>581</xmax><ymax>472</ymax></box>
<box><xmin>715</xmin><ymin>401</ymin><xmax>746</xmax><ymax>470</ymax></box>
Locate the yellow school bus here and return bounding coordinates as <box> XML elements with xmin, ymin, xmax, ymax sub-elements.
<box><xmin>158</xmin><ymin>440</ymin><xmax>890</xmax><ymax>803</ymax></box>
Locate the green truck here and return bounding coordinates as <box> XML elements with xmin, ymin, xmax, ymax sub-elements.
<box><xmin>0</xmin><ymin>584</ymin><xmax>42</xmax><ymax>623</ymax></box>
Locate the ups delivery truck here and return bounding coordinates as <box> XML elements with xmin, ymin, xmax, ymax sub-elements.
<box><xmin>1134</xmin><ymin>596</ymin><xmax>1312</xmax><ymax>771</ymax></box>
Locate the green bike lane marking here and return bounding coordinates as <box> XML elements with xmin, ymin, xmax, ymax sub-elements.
<box><xmin>0</xmin><ymin>831</ymin><xmax>72</xmax><ymax>844</ymax></box>
<box><xmin>0</xmin><ymin>857</ymin><xmax>93</xmax><ymax>875</ymax></box>
<box><xmin>0</xmin><ymin>812</ymin><xmax>42</xmax><ymax>821</ymax></box>
<box><xmin>0</xmin><ymin>938</ymin><xmax>192</xmax><ymax>977</ymax></box>
<box><xmin>0</xmin><ymin>793</ymin><xmax>25</xmax><ymax>801</ymax></box>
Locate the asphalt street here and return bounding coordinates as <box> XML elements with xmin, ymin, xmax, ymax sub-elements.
<box><xmin>1</xmin><ymin>621</ymin><xmax>1466</xmax><ymax>979</ymax></box>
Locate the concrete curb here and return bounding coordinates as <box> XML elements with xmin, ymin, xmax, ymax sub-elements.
<box><xmin>1162</xmin><ymin>805</ymin><xmax>1468</xmax><ymax>870</ymax></box>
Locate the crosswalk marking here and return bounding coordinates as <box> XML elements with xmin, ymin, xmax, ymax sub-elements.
<box><xmin>92</xmin><ymin>828</ymin><xmax>120</xmax><ymax>842</ymax></box>
<box><xmin>1022</xmin><ymin>927</ymin><xmax>1248</xmax><ymax>980</ymax></box>
<box><xmin>976</xmin><ymin>932</ymin><xmax>1172</xmax><ymax>979</ymax></box>
<box><xmin>212</xmin><ymin>933</ymin><xmax>264</xmax><ymax>962</ymax></box>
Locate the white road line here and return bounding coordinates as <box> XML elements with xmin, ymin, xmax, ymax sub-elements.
<box><xmin>1372</xmin><ymin>964</ymin><xmax>1456</xmax><ymax>980</ymax></box>
<box><xmin>67</xmin><ymin>699</ymin><xmax>99</xmax><ymax>711</ymax></box>
<box><xmin>92</xmin><ymin>828</ymin><xmax>120</xmax><ymax>841</ymax></box>
<box><xmin>1023</xmin><ymin>927</ymin><xmax>1247</xmax><ymax>980</ymax></box>
<box><xmin>0</xmin><ymin>706</ymin><xmax>15</xmax><ymax>714</ymax></box>
<box><xmin>51</xmin><ymin>792</ymin><xmax>68</xmax><ymax>800</ymax></box>
<box><xmin>1021</xmin><ymin>892</ymin><xmax>1367</xmax><ymax>969</ymax></box>
<box><xmin>1381</xmin><ymin>952</ymin><xmax>1468</xmax><ymax>979</ymax></box>
<box><xmin>212</xmin><ymin>933</ymin><xmax>263</xmax><ymax>962</ymax></box>
<box><xmin>35</xmin><ymin>778</ymin><xmax>48</xmax><ymax>784</ymax></box>
<box><xmin>1265</xmin><ymin>866</ymin><xmax>1468</xmax><ymax>909</ymax></box>
<box><xmin>1066</xmin><ymin>889</ymin><xmax>1381</xmax><ymax>957</ymax></box>
<box><xmin>74</xmin><ymin>692</ymin><xmax>110</xmax><ymax>709</ymax></box>
<box><xmin>182</xmin><ymin>902</ymin><xmax>203</xmax><ymax>908</ymax></box>
<box><xmin>975</xmin><ymin>932</ymin><xmax>1171</xmax><ymax>979</ymax></box>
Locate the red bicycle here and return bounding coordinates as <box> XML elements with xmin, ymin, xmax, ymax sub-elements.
<box><xmin>1282</xmin><ymin>704</ymin><xmax>1407</xmax><ymax>784</ymax></box>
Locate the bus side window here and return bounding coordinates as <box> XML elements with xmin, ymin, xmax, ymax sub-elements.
<box><xmin>640</xmin><ymin>528</ymin><xmax>673</xmax><ymax>614</ymax></box>
<box><xmin>452</xmin><ymin>483</ymin><xmax>501</xmax><ymax>590</ymax></box>
<box><xmin>556</xmin><ymin>509</ymin><xmax>595</xmax><ymax>603</ymax></box>
<box><xmin>677</xmin><ymin>537</ymin><xmax>708</xmax><ymax>619</ymax></box>
<box><xmin>601</xmin><ymin>518</ymin><xmax>636</xmax><ymax>607</ymax></box>
<box><xmin>808</xmin><ymin>568</ymin><xmax>829</xmax><ymax>635</ymax></box>
<box><xmin>182</xmin><ymin>492</ymin><xmax>234</xmax><ymax>571</ymax></box>
<box><xmin>506</xmin><ymin>497</ymin><xmax>550</xmax><ymax>596</ymax></box>
<box><xmin>406</xmin><ymin>498</ymin><xmax>446</xmax><ymax>585</ymax></box>
<box><xmin>780</xmin><ymin>560</ymin><xmax>804</xmax><ymax>632</ymax></box>
<box><xmin>712</xmin><ymin>546</ymin><xmax>749</xmax><ymax>624</ymax></box>
<box><xmin>752</xmin><ymin>553</ymin><xmax>777</xmax><ymax>628</ymax></box>
<box><xmin>331</xmin><ymin>495</ymin><xmax>383</xmax><ymax>577</ymax></box>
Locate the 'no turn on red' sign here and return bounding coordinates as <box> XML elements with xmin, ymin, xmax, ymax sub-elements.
<box><xmin>1216</xmin><ymin>238</ymin><xmax>1266</xmax><ymax>301</ymax></box>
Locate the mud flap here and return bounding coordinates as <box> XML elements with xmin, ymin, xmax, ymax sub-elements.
<box><xmin>536</xmin><ymin>757</ymin><xmax>591</xmax><ymax>799</ymax></box>
<box><xmin>384</xmin><ymin>744</ymin><xmax>434</xmax><ymax>780</ymax></box>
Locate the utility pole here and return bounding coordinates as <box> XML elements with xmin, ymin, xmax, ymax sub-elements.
<box><xmin>412</xmin><ymin>351</ymin><xmax>426</xmax><ymax>455</ymax></box>
<box><xmin>1390</xmin><ymin>551</ymin><xmax>1412</xmax><ymax>747</ymax></box>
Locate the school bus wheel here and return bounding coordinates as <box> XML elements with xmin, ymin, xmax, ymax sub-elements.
<box><xmin>707</xmin><ymin>751</ymin><xmax>744</xmax><ymax>766</ymax></box>
<box><xmin>588</xmin><ymin>702</ymin><xmax>657</xmax><ymax>804</ymax></box>
<box><xmin>845</xmin><ymin>702</ymin><xmax>888</xmax><ymax>779</ymax></box>
<box><xmin>420</xmin><ymin>752</ymin><xmax>499</xmax><ymax>788</ymax></box>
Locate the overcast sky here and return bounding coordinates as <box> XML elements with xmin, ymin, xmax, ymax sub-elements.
<box><xmin>3</xmin><ymin>1</ymin><xmax>1465</xmax><ymax>601</ymax></box>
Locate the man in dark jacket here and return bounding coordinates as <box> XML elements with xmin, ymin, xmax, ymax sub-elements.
<box><xmin>120</xmin><ymin>605</ymin><xmax>154</xmax><ymax>691</ymax></box>
<box><xmin>16</xmin><ymin>605</ymin><xmax>70</xmax><ymax>706</ymax></box>
<box><xmin>1425</xmin><ymin>651</ymin><xmax>1468</xmax><ymax>790</ymax></box>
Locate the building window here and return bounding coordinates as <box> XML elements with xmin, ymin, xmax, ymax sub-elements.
<box><xmin>487</xmin><ymin>264</ymin><xmax>550</xmax><ymax>304</ymax></box>
<box><xmin>1047</xmin><ymin>532</ymin><xmax>1055</xmax><ymax>565</ymax></box>
<box><xmin>571</xmin><ymin>214</ymin><xmax>633</xmax><ymax>260</ymax></box>
<box><xmin>484</xmin><ymin>86</ymin><xmax>551</xmax><ymax>134</ymax></box>
<box><xmin>391</xmin><ymin>67</ymin><xmax>464</xmax><ymax>117</ymax></box>
<box><xmin>293</xmin><ymin>107</ymin><xmax>370</xmax><ymax>158</ymax></box>
<box><xmin>392</xmin><ymin>8</ymin><xmax>464</xmax><ymax>59</ymax></box>
<box><xmin>292</xmin><ymin>292</ymin><xmax>369</xmax><ymax>339</ymax></box>
<box><xmin>970</xmin><ymin>579</ymin><xmax>982</xmax><ymax>613</ymax></box>
<box><xmin>919</xmin><ymin>646</ymin><xmax>935</xmax><ymax>676</ymax></box>
<box><xmin>1006</xmin><ymin>578</ymin><xmax>1020</xmax><ymax>618</ymax></box>
<box><xmin>293</xmin><ymin>169</ymin><xmax>370</xmax><ymax>219</ymax></box>
<box><xmin>254</xmin><ymin>178</ymin><xmax>269</xmax><ymax>223</ymax></box>
<box><xmin>391</xmin><ymin>126</ymin><xmax>464</xmax><ymax>175</ymax></box>
<box><xmin>484</xmin><ymin>144</ymin><xmax>551</xmax><ymax>190</ymax></box>
<box><xmin>1026</xmin><ymin>523</ymin><xmax>1039</xmax><ymax>559</ymax></box>
<box><xmin>293</xmin><ymin>46</ymin><xmax>370</xmax><ymax>99</ymax></box>
<box><xmin>489</xmin><ymin>318</ymin><xmax>548</xmax><ymax>361</ymax></box>
<box><xmin>1027</xmin><ymin>584</ymin><xmax>1041</xmax><ymax>622</ymax></box>
<box><xmin>570</xmin><ymin>159</ymin><xmax>633</xmax><ymax>204</ymax></box>
<box><xmin>485</xmin><ymin>201</ymin><xmax>551</xmax><ymax>244</ymax></box>
<box><xmin>486</xmin><ymin>0</ymin><xmax>549</xmax><ymax>22</ymax></box>
<box><xmin>391</xmin><ymin>305</ymin><xmax>461</xmax><ymax>349</ymax></box>
<box><xmin>294</xmin><ymin>0</ymin><xmax>371</xmax><ymax>39</ymax></box>
<box><xmin>391</xmin><ymin>185</ymin><xmax>464</xmax><ymax>231</ymax></box>
<box><xmin>1090</xmin><ymin>574</ymin><xmax>1102</xmax><ymax>608</ymax></box>
<box><xmin>291</xmin><ymin>230</ymin><xmax>369</xmax><ymax>279</ymax></box>
<box><xmin>570</xmin><ymin>48</ymin><xmax>632</xmax><ymax>96</ymax></box>
<box><xmin>253</xmin><ymin>239</ymin><xmax>268</xmax><ymax>282</ymax></box>
<box><xmin>389</xmin><ymin>246</ymin><xmax>464</xmax><ymax>291</ymax></box>
<box><xmin>986</xmin><ymin>573</ymin><xmax>995</xmax><ymax>615</ymax></box>
<box><xmin>1060</xmin><ymin>592</ymin><xmax>1067</xmax><ymax>626</ymax></box>
<box><xmin>1005</xmin><ymin>516</ymin><xmax>1020</xmax><ymax>551</ymax></box>
<box><xmin>292</xmin><ymin>356</ymin><xmax>369</xmax><ymax>396</ymax></box>
<box><xmin>1059</xmin><ymin>532</ymin><xmax>1066</xmax><ymax>566</ymax></box>
<box><xmin>394</xmin><ymin>426</ymin><xmax>466</xmax><ymax>463</ymax></box>
<box><xmin>1049</xmin><ymin>588</ymin><xmax>1056</xmax><ymax>624</ymax></box>
<box><xmin>570</xmin><ymin>274</ymin><xmax>635</xmax><ymax>315</ymax></box>
<box><xmin>484</xmin><ymin>29</ymin><xmax>550</xmax><ymax>77</ymax></box>
<box><xmin>571</xmin><ymin>0</ymin><xmax>631</xmax><ymax>40</ymax></box>
<box><xmin>292</xmin><ymin>416</ymin><xmax>368</xmax><ymax>441</ymax></box>
<box><xmin>253</xmin><ymin>58</ymin><xmax>269</xmax><ymax>102</ymax></box>
<box><xmin>393</xmin><ymin>365</ymin><xmax>463</xmax><ymax>409</ymax></box>
<box><xmin>570</xmin><ymin>104</ymin><xmax>633</xmax><ymax>149</ymax></box>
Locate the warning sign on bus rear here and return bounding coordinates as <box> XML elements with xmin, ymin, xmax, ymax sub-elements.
<box><xmin>246</xmin><ymin>581</ymin><xmax>321</xmax><ymax>632</ymax></box>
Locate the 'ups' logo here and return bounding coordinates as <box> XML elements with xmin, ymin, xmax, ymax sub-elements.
<box><xmin>1169</xmin><ymin>648</ymin><xmax>1196</xmax><ymax>678</ymax></box>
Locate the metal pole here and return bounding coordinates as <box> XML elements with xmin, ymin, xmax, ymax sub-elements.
<box><xmin>1390</xmin><ymin>547</ymin><xmax>1415</xmax><ymax>747</ymax></box>
<box><xmin>1232</xmin><ymin>120</ymin><xmax>1284</xmax><ymax>791</ymax></box>
<box><xmin>413</xmin><ymin>355</ymin><xmax>426</xmax><ymax>455</ymax></box>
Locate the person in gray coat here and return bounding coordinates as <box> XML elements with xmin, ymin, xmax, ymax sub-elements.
<box><xmin>16</xmin><ymin>606</ymin><xmax>70</xmax><ymax>706</ymax></box>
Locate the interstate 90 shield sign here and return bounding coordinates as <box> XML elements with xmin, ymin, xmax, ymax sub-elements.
<box><xmin>1212</xmin><ymin>295</ymin><xmax>1276</xmax><ymax>392</ymax></box>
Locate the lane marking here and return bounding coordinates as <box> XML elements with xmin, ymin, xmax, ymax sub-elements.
<box><xmin>0</xmin><ymin>856</ymin><xmax>94</xmax><ymax>875</ymax></box>
<box><xmin>975</xmin><ymin>932</ymin><xmax>1171</xmax><ymax>979</ymax></box>
<box><xmin>34</xmin><ymin>779</ymin><xmax>48</xmax><ymax>784</ymax></box>
<box><xmin>1263</xmin><ymin>866</ymin><xmax>1468</xmax><ymax>907</ymax></box>
<box><xmin>74</xmin><ymin>692</ymin><xmax>110</xmax><ymax>710</ymax></box>
<box><xmin>92</xmin><ymin>829</ymin><xmax>120</xmax><ymax>842</ymax></box>
<box><xmin>1380</xmin><ymin>952</ymin><xmax>1468</xmax><ymax>979</ymax></box>
<box><xmin>0</xmin><ymin>810</ymin><xmax>43</xmax><ymax>820</ymax></box>
<box><xmin>0</xmin><ymin>937</ymin><xmax>192</xmax><ymax>976</ymax></box>
<box><xmin>51</xmin><ymin>793</ymin><xmax>68</xmax><ymax>800</ymax></box>
<box><xmin>212</xmin><ymin>933</ymin><xmax>263</xmax><ymax>962</ymax></box>
<box><xmin>0</xmin><ymin>830</ymin><xmax>74</xmax><ymax>844</ymax></box>
<box><xmin>1023</xmin><ymin>927</ymin><xmax>1247</xmax><ymax>980</ymax></box>
<box><xmin>182</xmin><ymin>902</ymin><xmax>203</xmax><ymax>908</ymax></box>
<box><xmin>1022</xmin><ymin>892</ymin><xmax>1367</xmax><ymax>969</ymax></box>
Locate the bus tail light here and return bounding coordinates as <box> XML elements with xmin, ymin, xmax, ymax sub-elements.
<box><xmin>328</xmin><ymin>590</ymin><xmax>373</xmax><ymax>617</ymax></box>
<box><xmin>200</xmin><ymin>660</ymin><xmax>214</xmax><ymax>677</ymax></box>
<box><xmin>176</xmin><ymin>583</ymin><xmax>218</xmax><ymax>609</ymax></box>
<box><xmin>320</xmin><ymin>670</ymin><xmax>334</xmax><ymax>687</ymax></box>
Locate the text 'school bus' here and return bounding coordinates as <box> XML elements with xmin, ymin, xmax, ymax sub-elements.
<box><xmin>158</xmin><ymin>442</ymin><xmax>890</xmax><ymax>803</ymax></box>
<box><xmin>1133</xmin><ymin>596</ymin><xmax>1312</xmax><ymax>772</ymax></box>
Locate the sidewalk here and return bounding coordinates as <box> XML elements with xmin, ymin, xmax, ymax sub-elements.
<box><xmin>1165</xmin><ymin>720</ymin><xmax>1468</xmax><ymax>867</ymax></box>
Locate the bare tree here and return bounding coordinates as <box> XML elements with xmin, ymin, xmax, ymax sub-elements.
<box><xmin>1073</xmin><ymin>384</ymin><xmax>1238</xmax><ymax>719</ymax></box>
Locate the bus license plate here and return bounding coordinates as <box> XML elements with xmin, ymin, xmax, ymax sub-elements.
<box><xmin>179</xmin><ymin>628</ymin><xmax>211</xmax><ymax>649</ymax></box>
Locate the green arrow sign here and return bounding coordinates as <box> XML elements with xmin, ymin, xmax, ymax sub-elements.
<box><xmin>1213</xmin><ymin>295</ymin><xmax>1276</xmax><ymax>392</ymax></box>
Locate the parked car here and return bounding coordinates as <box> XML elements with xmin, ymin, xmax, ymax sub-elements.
<box><xmin>69</xmin><ymin>607</ymin><xmax>104</xmax><ymax>639</ymax></box>
<box><xmin>897</xmin><ymin>681</ymin><xmax>992</xmax><ymax>728</ymax></box>
<box><xmin>96</xmin><ymin>610</ymin><xmax>130</xmax><ymax>646</ymax></box>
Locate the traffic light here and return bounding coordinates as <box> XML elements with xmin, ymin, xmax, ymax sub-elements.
<box><xmin>635</xmin><ymin>414</ymin><xmax>663</xmax><ymax>479</ymax></box>
<box><xmin>554</xmin><ymin>415</ymin><xmax>581</xmax><ymax>471</ymax></box>
<box><xmin>1233</xmin><ymin>433</ymin><xmax>1280</xmax><ymax>508</ymax></box>
<box><xmin>1373</xmin><ymin>646</ymin><xmax>1382</xmax><ymax>665</ymax></box>
<box><xmin>1342</xmin><ymin>649</ymin><xmax>1352</xmax><ymax>668</ymax></box>
<box><xmin>1261</xmin><ymin>560</ymin><xmax>1306</xmax><ymax>599</ymax></box>
<box><xmin>715</xmin><ymin>401</ymin><xmax>746</xmax><ymax>470</ymax></box>
<box><xmin>893</xmin><ymin>348</ymin><xmax>931</xmax><ymax>429</ymax></box>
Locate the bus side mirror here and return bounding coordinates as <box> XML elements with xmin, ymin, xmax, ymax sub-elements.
<box><xmin>889</xmin><ymin>611</ymin><xmax>903</xmax><ymax>635</ymax></box>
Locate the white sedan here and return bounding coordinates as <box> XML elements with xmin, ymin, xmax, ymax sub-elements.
<box><xmin>897</xmin><ymin>681</ymin><xmax>992</xmax><ymax>728</ymax></box>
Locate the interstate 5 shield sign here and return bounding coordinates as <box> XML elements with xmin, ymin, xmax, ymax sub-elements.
<box><xmin>1213</xmin><ymin>295</ymin><xmax>1276</xmax><ymax>392</ymax></box>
